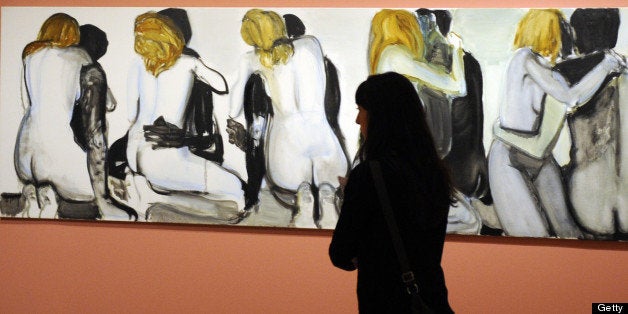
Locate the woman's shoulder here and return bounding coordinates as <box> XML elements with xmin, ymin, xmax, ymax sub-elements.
<box><xmin>176</xmin><ymin>53</ymin><xmax>199</xmax><ymax>66</ymax></box>
<box><xmin>511</xmin><ymin>47</ymin><xmax>540</xmax><ymax>63</ymax></box>
<box><xmin>239</xmin><ymin>50</ymin><xmax>262</xmax><ymax>69</ymax></box>
<box><xmin>292</xmin><ymin>35</ymin><xmax>320</xmax><ymax>49</ymax></box>
<box><xmin>344</xmin><ymin>162</ymin><xmax>373</xmax><ymax>190</ymax></box>
<box><xmin>377</xmin><ymin>45</ymin><xmax>413</xmax><ymax>72</ymax></box>
<box><xmin>380</xmin><ymin>44</ymin><xmax>413</xmax><ymax>57</ymax></box>
<box><xmin>513</xmin><ymin>47</ymin><xmax>533</xmax><ymax>56</ymax></box>
<box><xmin>292</xmin><ymin>36</ymin><xmax>323</xmax><ymax>60</ymax></box>
<box><xmin>65</xmin><ymin>46</ymin><xmax>91</xmax><ymax>58</ymax></box>
<box><xmin>348</xmin><ymin>159</ymin><xmax>404</xmax><ymax>188</ymax></box>
<box><xmin>28</xmin><ymin>46</ymin><xmax>90</xmax><ymax>63</ymax></box>
<box><xmin>508</xmin><ymin>47</ymin><xmax>544</xmax><ymax>72</ymax></box>
<box><xmin>348</xmin><ymin>161</ymin><xmax>369</xmax><ymax>180</ymax></box>
<box><xmin>168</xmin><ymin>54</ymin><xmax>207</xmax><ymax>73</ymax></box>
<box><xmin>518</xmin><ymin>47</ymin><xmax>554</xmax><ymax>70</ymax></box>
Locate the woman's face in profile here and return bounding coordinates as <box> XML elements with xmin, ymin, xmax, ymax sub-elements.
<box><xmin>355</xmin><ymin>105</ymin><xmax>368</xmax><ymax>138</ymax></box>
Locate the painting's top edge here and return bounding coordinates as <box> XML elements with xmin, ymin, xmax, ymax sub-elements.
<box><xmin>1</xmin><ymin>5</ymin><xmax>627</xmax><ymax>9</ymax></box>
<box><xmin>1</xmin><ymin>0</ymin><xmax>626</xmax><ymax>8</ymax></box>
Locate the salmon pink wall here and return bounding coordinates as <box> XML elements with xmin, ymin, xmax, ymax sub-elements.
<box><xmin>0</xmin><ymin>220</ymin><xmax>627</xmax><ymax>313</ymax></box>
<box><xmin>1</xmin><ymin>0</ymin><xmax>627</xmax><ymax>313</ymax></box>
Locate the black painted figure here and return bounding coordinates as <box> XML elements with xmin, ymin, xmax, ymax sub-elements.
<box><xmin>430</xmin><ymin>10</ymin><xmax>491</xmax><ymax>203</ymax></box>
<box><xmin>66</xmin><ymin>24</ymin><xmax>138</xmax><ymax>220</ymax></box>
<box><xmin>554</xmin><ymin>8</ymin><xmax>627</xmax><ymax>238</ymax></box>
<box><xmin>414</xmin><ymin>9</ymin><xmax>489</xmax><ymax>234</ymax></box>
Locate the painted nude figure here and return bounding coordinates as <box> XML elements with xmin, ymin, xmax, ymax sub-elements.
<box><xmin>123</xmin><ymin>11</ymin><xmax>246</xmax><ymax>221</ymax></box>
<box><xmin>15</xmin><ymin>13</ymin><xmax>134</xmax><ymax>220</ymax></box>
<box><xmin>416</xmin><ymin>9</ymin><xmax>495</xmax><ymax>233</ymax></box>
<box><xmin>488</xmin><ymin>9</ymin><xmax>624</xmax><ymax>238</ymax></box>
<box><xmin>554</xmin><ymin>8</ymin><xmax>628</xmax><ymax>238</ymax></box>
<box><xmin>368</xmin><ymin>9</ymin><xmax>484</xmax><ymax>234</ymax></box>
<box><xmin>228</xmin><ymin>9</ymin><xmax>349</xmax><ymax>228</ymax></box>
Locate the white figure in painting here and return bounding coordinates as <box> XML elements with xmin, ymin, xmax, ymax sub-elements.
<box><xmin>488</xmin><ymin>9</ymin><xmax>625</xmax><ymax>238</ymax></box>
<box><xmin>124</xmin><ymin>11</ymin><xmax>246</xmax><ymax>221</ymax></box>
<box><xmin>367</xmin><ymin>9</ymin><xmax>482</xmax><ymax>235</ymax></box>
<box><xmin>15</xmin><ymin>13</ymin><xmax>131</xmax><ymax>220</ymax></box>
<box><xmin>228</xmin><ymin>9</ymin><xmax>349</xmax><ymax>229</ymax></box>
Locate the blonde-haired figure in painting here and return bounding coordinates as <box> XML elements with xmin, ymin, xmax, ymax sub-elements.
<box><xmin>15</xmin><ymin>13</ymin><xmax>94</xmax><ymax>219</ymax></box>
<box><xmin>368</xmin><ymin>9</ymin><xmax>484</xmax><ymax>235</ymax></box>
<box><xmin>488</xmin><ymin>9</ymin><xmax>625</xmax><ymax>238</ymax></box>
<box><xmin>124</xmin><ymin>11</ymin><xmax>245</xmax><ymax>221</ymax></box>
<box><xmin>368</xmin><ymin>9</ymin><xmax>466</xmax><ymax>97</ymax></box>
<box><xmin>229</xmin><ymin>9</ymin><xmax>349</xmax><ymax>229</ymax></box>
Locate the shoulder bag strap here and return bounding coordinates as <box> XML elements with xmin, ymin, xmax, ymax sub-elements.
<box><xmin>369</xmin><ymin>160</ymin><xmax>434</xmax><ymax>314</ymax></box>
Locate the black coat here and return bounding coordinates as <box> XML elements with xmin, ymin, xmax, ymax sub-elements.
<box><xmin>329</xmin><ymin>158</ymin><xmax>453</xmax><ymax>313</ymax></box>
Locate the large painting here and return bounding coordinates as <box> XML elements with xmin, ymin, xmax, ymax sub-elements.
<box><xmin>1</xmin><ymin>7</ymin><xmax>627</xmax><ymax>240</ymax></box>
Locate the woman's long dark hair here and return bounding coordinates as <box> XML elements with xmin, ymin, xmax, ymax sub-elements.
<box><xmin>355</xmin><ymin>72</ymin><xmax>454</xmax><ymax>207</ymax></box>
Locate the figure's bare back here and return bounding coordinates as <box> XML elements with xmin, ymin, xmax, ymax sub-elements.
<box><xmin>252</xmin><ymin>37</ymin><xmax>347</xmax><ymax>190</ymax></box>
<box><xmin>258</xmin><ymin>37</ymin><xmax>327</xmax><ymax>117</ymax></box>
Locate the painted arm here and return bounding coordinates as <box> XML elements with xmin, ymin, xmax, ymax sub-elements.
<box><xmin>229</xmin><ymin>55</ymin><xmax>254</xmax><ymax>119</ymax></box>
<box><xmin>125</xmin><ymin>60</ymin><xmax>141</xmax><ymax>173</ymax></box>
<box><xmin>20</xmin><ymin>65</ymin><xmax>30</xmax><ymax>113</ymax></box>
<box><xmin>496</xmin><ymin>51</ymin><xmax>624</xmax><ymax>159</ymax></box>
<box><xmin>126</xmin><ymin>59</ymin><xmax>140</xmax><ymax>124</ymax></box>
<box><xmin>378</xmin><ymin>40</ymin><xmax>466</xmax><ymax>96</ymax></box>
<box><xmin>193</xmin><ymin>58</ymin><xmax>228</xmax><ymax>95</ymax></box>
<box><xmin>446</xmin><ymin>32</ymin><xmax>467</xmax><ymax>96</ymax></box>
<box><xmin>525</xmin><ymin>50</ymin><xmax>622</xmax><ymax>108</ymax></box>
<box><xmin>493</xmin><ymin>95</ymin><xmax>567</xmax><ymax>159</ymax></box>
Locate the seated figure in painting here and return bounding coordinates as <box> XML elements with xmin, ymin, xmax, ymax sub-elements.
<box><xmin>226</xmin><ymin>12</ymin><xmax>349</xmax><ymax>225</ymax></box>
<box><xmin>368</xmin><ymin>9</ymin><xmax>484</xmax><ymax>234</ymax></box>
<box><xmin>121</xmin><ymin>11</ymin><xmax>248</xmax><ymax>222</ymax></box>
<box><xmin>151</xmin><ymin>8</ymin><xmax>227</xmax><ymax>165</ymax></box>
<box><xmin>227</xmin><ymin>9</ymin><xmax>349</xmax><ymax>229</ymax></box>
<box><xmin>283</xmin><ymin>13</ymin><xmax>348</xmax><ymax>164</ymax></box>
<box><xmin>107</xmin><ymin>8</ymin><xmax>228</xmax><ymax>198</ymax></box>
<box><xmin>14</xmin><ymin>13</ymin><xmax>134</xmax><ymax>220</ymax></box>
<box><xmin>553</xmin><ymin>8</ymin><xmax>627</xmax><ymax>239</ymax></box>
<box><xmin>488</xmin><ymin>9</ymin><xmax>624</xmax><ymax>238</ymax></box>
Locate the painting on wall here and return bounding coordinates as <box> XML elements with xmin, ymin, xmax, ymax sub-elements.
<box><xmin>1</xmin><ymin>6</ymin><xmax>627</xmax><ymax>241</ymax></box>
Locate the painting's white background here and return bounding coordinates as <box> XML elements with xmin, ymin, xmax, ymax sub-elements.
<box><xmin>0</xmin><ymin>6</ymin><xmax>626</xmax><ymax>314</ymax></box>
<box><xmin>2</xmin><ymin>7</ymin><xmax>628</xmax><ymax>193</ymax></box>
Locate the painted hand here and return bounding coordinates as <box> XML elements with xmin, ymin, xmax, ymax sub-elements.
<box><xmin>604</xmin><ymin>49</ymin><xmax>626</xmax><ymax>73</ymax></box>
<box><xmin>226</xmin><ymin>118</ymin><xmax>247</xmax><ymax>151</ymax></box>
<box><xmin>337</xmin><ymin>176</ymin><xmax>348</xmax><ymax>193</ymax></box>
<box><xmin>143</xmin><ymin>116</ymin><xmax>187</xmax><ymax>149</ymax></box>
<box><xmin>610</xmin><ymin>49</ymin><xmax>627</xmax><ymax>70</ymax></box>
<box><xmin>446</xmin><ymin>32</ymin><xmax>463</xmax><ymax>50</ymax></box>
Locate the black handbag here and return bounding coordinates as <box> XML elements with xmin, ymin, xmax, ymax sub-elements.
<box><xmin>369</xmin><ymin>161</ymin><xmax>435</xmax><ymax>314</ymax></box>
